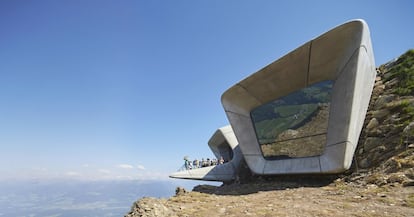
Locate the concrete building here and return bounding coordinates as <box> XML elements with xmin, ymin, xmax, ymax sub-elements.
<box><xmin>222</xmin><ymin>19</ymin><xmax>376</xmax><ymax>175</ymax></box>
<box><xmin>170</xmin><ymin>19</ymin><xmax>376</xmax><ymax>181</ymax></box>
<box><xmin>169</xmin><ymin>125</ymin><xmax>243</xmax><ymax>181</ymax></box>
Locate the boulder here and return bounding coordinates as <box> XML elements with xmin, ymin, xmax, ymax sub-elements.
<box><xmin>403</xmin><ymin>121</ymin><xmax>414</xmax><ymax>137</ymax></box>
<box><xmin>366</xmin><ymin>118</ymin><xmax>379</xmax><ymax>130</ymax></box>
<box><xmin>371</xmin><ymin>109</ymin><xmax>390</xmax><ymax>120</ymax></box>
<box><xmin>374</xmin><ymin>94</ymin><xmax>397</xmax><ymax>109</ymax></box>
<box><xmin>359</xmin><ymin>158</ymin><xmax>370</xmax><ymax>168</ymax></box>
<box><xmin>175</xmin><ymin>187</ymin><xmax>188</xmax><ymax>196</ymax></box>
<box><xmin>363</xmin><ymin>137</ymin><xmax>382</xmax><ymax>151</ymax></box>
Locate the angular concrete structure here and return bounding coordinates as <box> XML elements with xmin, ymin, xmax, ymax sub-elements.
<box><xmin>221</xmin><ymin>19</ymin><xmax>376</xmax><ymax>175</ymax></box>
<box><xmin>169</xmin><ymin>125</ymin><xmax>243</xmax><ymax>181</ymax></box>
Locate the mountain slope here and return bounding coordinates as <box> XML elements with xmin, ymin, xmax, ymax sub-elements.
<box><xmin>125</xmin><ymin>50</ymin><xmax>414</xmax><ymax>217</ymax></box>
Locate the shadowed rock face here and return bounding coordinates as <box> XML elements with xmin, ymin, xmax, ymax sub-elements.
<box><xmin>355</xmin><ymin>49</ymin><xmax>414</xmax><ymax>170</ymax></box>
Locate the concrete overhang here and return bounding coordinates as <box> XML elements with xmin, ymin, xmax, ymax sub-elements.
<box><xmin>169</xmin><ymin>125</ymin><xmax>242</xmax><ymax>181</ymax></box>
<box><xmin>221</xmin><ymin>19</ymin><xmax>376</xmax><ymax>175</ymax></box>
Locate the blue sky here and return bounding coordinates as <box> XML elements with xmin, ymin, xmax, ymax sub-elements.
<box><xmin>0</xmin><ymin>0</ymin><xmax>413</xmax><ymax>180</ymax></box>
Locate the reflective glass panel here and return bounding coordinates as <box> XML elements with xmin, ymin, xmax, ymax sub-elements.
<box><xmin>251</xmin><ymin>80</ymin><xmax>333</xmax><ymax>159</ymax></box>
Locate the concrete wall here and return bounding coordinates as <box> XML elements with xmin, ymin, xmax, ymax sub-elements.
<box><xmin>169</xmin><ymin>125</ymin><xmax>243</xmax><ymax>181</ymax></box>
<box><xmin>221</xmin><ymin>19</ymin><xmax>376</xmax><ymax>175</ymax></box>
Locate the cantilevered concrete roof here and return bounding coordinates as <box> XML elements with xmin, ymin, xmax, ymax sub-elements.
<box><xmin>221</xmin><ymin>19</ymin><xmax>376</xmax><ymax>175</ymax></box>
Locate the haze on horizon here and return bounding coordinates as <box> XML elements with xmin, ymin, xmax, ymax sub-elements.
<box><xmin>0</xmin><ymin>0</ymin><xmax>413</xmax><ymax>181</ymax></box>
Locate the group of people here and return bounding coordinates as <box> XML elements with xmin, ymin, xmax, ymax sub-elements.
<box><xmin>184</xmin><ymin>156</ymin><xmax>226</xmax><ymax>170</ymax></box>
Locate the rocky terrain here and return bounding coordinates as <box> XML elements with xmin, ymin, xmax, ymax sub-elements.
<box><xmin>125</xmin><ymin>50</ymin><xmax>414</xmax><ymax>217</ymax></box>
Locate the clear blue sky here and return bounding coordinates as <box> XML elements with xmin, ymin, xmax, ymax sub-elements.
<box><xmin>0</xmin><ymin>0</ymin><xmax>413</xmax><ymax>180</ymax></box>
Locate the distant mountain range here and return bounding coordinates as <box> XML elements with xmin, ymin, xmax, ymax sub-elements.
<box><xmin>0</xmin><ymin>179</ymin><xmax>208</xmax><ymax>217</ymax></box>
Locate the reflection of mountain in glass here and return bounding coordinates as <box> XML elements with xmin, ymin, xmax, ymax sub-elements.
<box><xmin>251</xmin><ymin>80</ymin><xmax>333</xmax><ymax>158</ymax></box>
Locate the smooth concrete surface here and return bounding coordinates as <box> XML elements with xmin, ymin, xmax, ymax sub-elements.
<box><xmin>221</xmin><ymin>19</ymin><xmax>376</xmax><ymax>174</ymax></box>
<box><xmin>169</xmin><ymin>125</ymin><xmax>242</xmax><ymax>181</ymax></box>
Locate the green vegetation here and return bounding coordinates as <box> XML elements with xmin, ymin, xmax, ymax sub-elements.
<box><xmin>401</xmin><ymin>100</ymin><xmax>414</xmax><ymax>125</ymax></box>
<box><xmin>382</xmin><ymin>49</ymin><xmax>414</xmax><ymax>96</ymax></box>
<box><xmin>251</xmin><ymin>81</ymin><xmax>332</xmax><ymax>145</ymax></box>
<box><xmin>275</xmin><ymin>104</ymin><xmax>318</xmax><ymax>117</ymax></box>
<box><xmin>254</xmin><ymin>103</ymin><xmax>319</xmax><ymax>144</ymax></box>
<box><xmin>381</xmin><ymin>50</ymin><xmax>414</xmax><ymax>125</ymax></box>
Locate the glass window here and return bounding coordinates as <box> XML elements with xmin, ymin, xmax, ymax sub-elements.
<box><xmin>251</xmin><ymin>80</ymin><xmax>333</xmax><ymax>159</ymax></box>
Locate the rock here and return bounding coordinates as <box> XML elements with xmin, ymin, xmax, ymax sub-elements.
<box><xmin>219</xmin><ymin>208</ymin><xmax>226</xmax><ymax>213</ymax></box>
<box><xmin>384</xmin><ymin>77</ymin><xmax>399</xmax><ymax>87</ymax></box>
<box><xmin>193</xmin><ymin>184</ymin><xmax>218</xmax><ymax>194</ymax></box>
<box><xmin>373</xmin><ymin>145</ymin><xmax>387</xmax><ymax>153</ymax></box>
<box><xmin>385</xmin><ymin>99</ymin><xmax>414</xmax><ymax>109</ymax></box>
<box><xmin>404</xmin><ymin>168</ymin><xmax>414</xmax><ymax>179</ymax></box>
<box><xmin>383</xmin><ymin>158</ymin><xmax>402</xmax><ymax>173</ymax></box>
<box><xmin>379</xmin><ymin>124</ymin><xmax>405</xmax><ymax>137</ymax></box>
<box><xmin>366</xmin><ymin>118</ymin><xmax>379</xmax><ymax>130</ymax></box>
<box><xmin>364</xmin><ymin>137</ymin><xmax>382</xmax><ymax>151</ymax></box>
<box><xmin>403</xmin><ymin>181</ymin><xmax>414</xmax><ymax>186</ymax></box>
<box><xmin>386</xmin><ymin>114</ymin><xmax>402</xmax><ymax>124</ymax></box>
<box><xmin>399</xmin><ymin>158</ymin><xmax>414</xmax><ymax>168</ymax></box>
<box><xmin>383</xmin><ymin>70</ymin><xmax>393</xmax><ymax>80</ymax></box>
<box><xmin>359</xmin><ymin>158</ymin><xmax>370</xmax><ymax>168</ymax></box>
<box><xmin>377</xmin><ymin>84</ymin><xmax>386</xmax><ymax>91</ymax></box>
<box><xmin>374</xmin><ymin>94</ymin><xmax>397</xmax><ymax>109</ymax></box>
<box><xmin>375</xmin><ymin>81</ymin><xmax>383</xmax><ymax>87</ymax></box>
<box><xmin>125</xmin><ymin>197</ymin><xmax>174</xmax><ymax>217</ymax></box>
<box><xmin>372</xmin><ymin>150</ymin><xmax>388</xmax><ymax>163</ymax></box>
<box><xmin>371</xmin><ymin>109</ymin><xmax>390</xmax><ymax>120</ymax></box>
<box><xmin>175</xmin><ymin>187</ymin><xmax>187</xmax><ymax>196</ymax></box>
<box><xmin>365</xmin><ymin>173</ymin><xmax>387</xmax><ymax>186</ymax></box>
<box><xmin>366</xmin><ymin>128</ymin><xmax>382</xmax><ymax>137</ymax></box>
<box><xmin>387</xmin><ymin>173</ymin><xmax>406</xmax><ymax>184</ymax></box>
<box><xmin>403</xmin><ymin>121</ymin><xmax>414</xmax><ymax>137</ymax></box>
<box><xmin>377</xmin><ymin>193</ymin><xmax>387</xmax><ymax>197</ymax></box>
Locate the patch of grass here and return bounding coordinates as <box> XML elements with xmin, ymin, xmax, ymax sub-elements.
<box><xmin>254</xmin><ymin>103</ymin><xmax>319</xmax><ymax>144</ymax></box>
<box><xmin>386</xmin><ymin>99</ymin><xmax>411</xmax><ymax>109</ymax></box>
<box><xmin>381</xmin><ymin>49</ymin><xmax>414</xmax><ymax>126</ymax></box>
<box><xmin>383</xmin><ymin>49</ymin><xmax>414</xmax><ymax>96</ymax></box>
<box><xmin>402</xmin><ymin>106</ymin><xmax>414</xmax><ymax>125</ymax></box>
<box><xmin>391</xmin><ymin>99</ymin><xmax>414</xmax><ymax>125</ymax></box>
